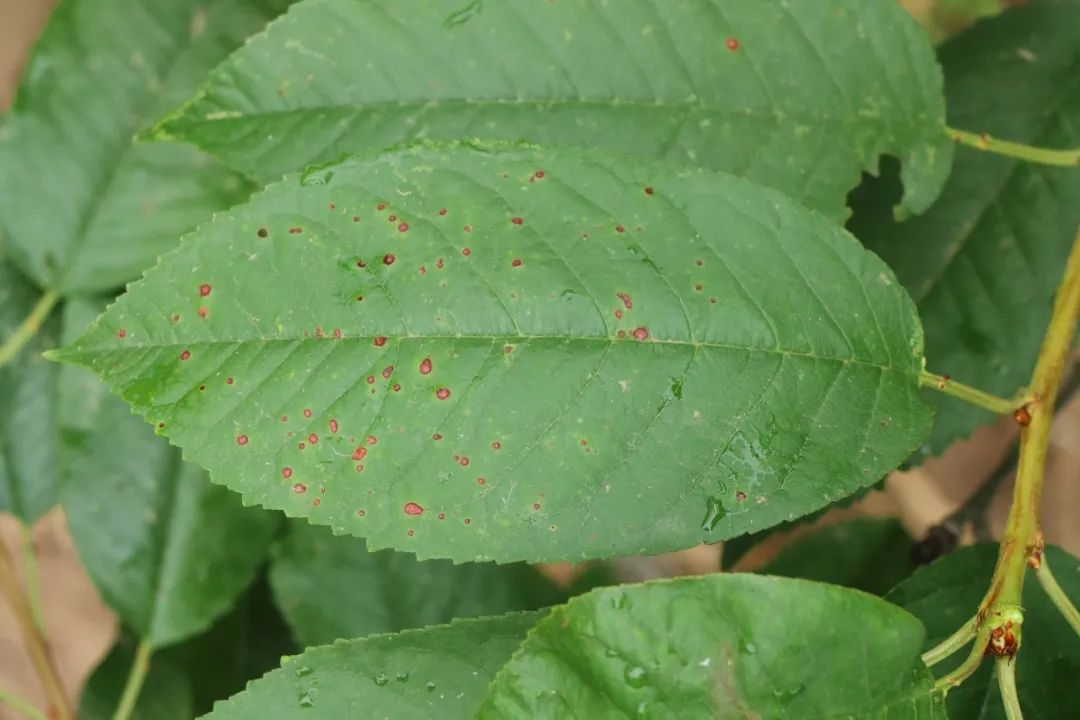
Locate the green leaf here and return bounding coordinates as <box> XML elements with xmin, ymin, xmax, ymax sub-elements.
<box><xmin>0</xmin><ymin>0</ymin><xmax>291</xmax><ymax>294</ymax></box>
<box><xmin>79</xmin><ymin>643</ymin><xmax>193</xmax><ymax>720</ymax></box>
<box><xmin>204</xmin><ymin>612</ymin><xmax>541</xmax><ymax>720</ymax></box>
<box><xmin>270</xmin><ymin>520</ymin><xmax>565</xmax><ymax>646</ymax></box>
<box><xmin>887</xmin><ymin>544</ymin><xmax>1080</xmax><ymax>719</ymax></box>
<box><xmin>60</xmin><ymin>390</ymin><xmax>279</xmax><ymax>648</ymax></box>
<box><xmin>0</xmin><ymin>262</ymin><xmax>61</xmax><ymax>522</ymax></box>
<box><xmin>848</xmin><ymin>0</ymin><xmax>1080</xmax><ymax>458</ymax></box>
<box><xmin>153</xmin><ymin>0</ymin><xmax>952</xmax><ymax>220</ymax></box>
<box><xmin>162</xmin><ymin>573</ymin><xmax>298</xmax><ymax>715</ymax></box>
<box><xmin>760</xmin><ymin>517</ymin><xmax>916</xmax><ymax>595</ymax></box>
<box><xmin>477</xmin><ymin>574</ymin><xmax>945</xmax><ymax>718</ymax></box>
<box><xmin>53</xmin><ymin>144</ymin><xmax>933</xmax><ymax>564</ymax></box>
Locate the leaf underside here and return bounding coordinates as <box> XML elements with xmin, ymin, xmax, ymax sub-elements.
<box><xmin>154</xmin><ymin>0</ymin><xmax>952</xmax><ymax>220</ymax></box>
<box><xmin>56</xmin><ymin>144</ymin><xmax>933</xmax><ymax>564</ymax></box>
<box><xmin>269</xmin><ymin>520</ymin><xmax>564</xmax><ymax>646</ymax></box>
<box><xmin>477</xmin><ymin>574</ymin><xmax>945</xmax><ymax>719</ymax></box>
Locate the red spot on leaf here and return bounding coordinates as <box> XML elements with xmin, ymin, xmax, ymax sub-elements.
<box><xmin>632</xmin><ymin>327</ymin><xmax>649</xmax><ymax>341</ymax></box>
<box><xmin>403</xmin><ymin>502</ymin><xmax>424</xmax><ymax>516</ymax></box>
<box><xmin>432</xmin><ymin>433</ymin><xmax>443</xmax><ymax>441</ymax></box>
<box><xmin>511</xmin><ymin>258</ymin><xmax>522</xmax><ymax>267</ymax></box>
<box><xmin>374</xmin><ymin>336</ymin><xmax>387</xmax><ymax>347</ymax></box>
<box><xmin>438</xmin><ymin>208</ymin><xmax>448</xmax><ymax>216</ymax></box>
<box><xmin>236</xmin><ymin>434</ymin><xmax>248</xmax><ymax>446</ymax></box>
<box><xmin>180</xmin><ymin>350</ymin><xmax>191</xmax><ymax>361</ymax></box>
<box><xmin>435</xmin><ymin>387</ymin><xmax>451</xmax><ymax>400</ymax></box>
<box><xmin>419</xmin><ymin>357</ymin><xmax>433</xmax><ymax>375</ymax></box>
<box><xmin>511</xmin><ymin>217</ymin><xmax>524</xmax><ymax>226</ymax></box>
<box><xmin>726</xmin><ymin>36</ymin><xmax>739</xmax><ymax>51</ymax></box>
<box><xmin>383</xmin><ymin>253</ymin><xmax>396</xmax><ymax>266</ymax></box>
<box><xmin>644</xmin><ymin>186</ymin><xmax>654</xmax><ymax>195</ymax></box>
<box><xmin>226</xmin><ymin>377</ymin><xmax>234</xmax><ymax>385</ymax></box>
<box><xmin>616</xmin><ymin>292</ymin><xmax>633</xmax><ymax>309</ymax></box>
<box><xmin>476</xmin><ymin>477</ymin><xmax>486</xmax><ymax>485</ymax></box>
<box><xmin>329</xmin><ymin>418</ymin><xmax>339</xmax><ymax>434</ymax></box>
<box><xmin>198</xmin><ymin>307</ymin><xmax>208</xmax><ymax>319</ymax></box>
<box><xmin>352</xmin><ymin>446</ymin><xmax>367</xmax><ymax>461</ymax></box>
<box><xmin>282</xmin><ymin>467</ymin><xmax>293</xmax><ymax>479</ymax></box>
<box><xmin>492</xmin><ymin>441</ymin><xmax>501</xmax><ymax>450</ymax></box>
<box><xmin>462</xmin><ymin>247</ymin><xmax>471</xmax><ymax>256</ymax></box>
<box><xmin>199</xmin><ymin>283</ymin><xmax>212</xmax><ymax>297</ymax></box>
<box><xmin>382</xmin><ymin>365</ymin><xmax>394</xmax><ymax>379</ymax></box>
<box><xmin>293</xmin><ymin>483</ymin><xmax>307</xmax><ymax>493</ymax></box>
<box><xmin>303</xmin><ymin>409</ymin><xmax>312</xmax><ymax>418</ymax></box>
<box><xmin>366</xmin><ymin>435</ymin><xmax>378</xmax><ymax>445</ymax></box>
<box><xmin>117</xmin><ymin>329</ymin><xmax>127</xmax><ymax>338</ymax></box>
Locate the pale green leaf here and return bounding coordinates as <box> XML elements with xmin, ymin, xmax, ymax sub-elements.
<box><xmin>760</xmin><ymin>517</ymin><xmax>915</xmax><ymax>595</ymax></box>
<box><xmin>476</xmin><ymin>574</ymin><xmax>945</xmax><ymax>718</ymax></box>
<box><xmin>153</xmin><ymin>0</ymin><xmax>952</xmax><ymax>220</ymax></box>
<box><xmin>203</xmin><ymin>613</ymin><xmax>541</xmax><ymax>720</ymax></box>
<box><xmin>270</xmin><ymin>520</ymin><xmax>565</xmax><ymax>646</ymax></box>
<box><xmin>53</xmin><ymin>144</ymin><xmax>933</xmax><ymax>564</ymax></box>
<box><xmin>848</xmin><ymin>0</ymin><xmax>1080</xmax><ymax>458</ymax></box>
<box><xmin>61</xmin><ymin>391</ymin><xmax>278</xmax><ymax>648</ymax></box>
<box><xmin>0</xmin><ymin>0</ymin><xmax>289</xmax><ymax>294</ymax></box>
<box><xmin>887</xmin><ymin>544</ymin><xmax>1080</xmax><ymax>719</ymax></box>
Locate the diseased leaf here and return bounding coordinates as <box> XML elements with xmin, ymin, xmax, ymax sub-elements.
<box><xmin>53</xmin><ymin>144</ymin><xmax>933</xmax><ymax>564</ymax></box>
<box><xmin>204</xmin><ymin>613</ymin><xmax>541</xmax><ymax>720</ymax></box>
<box><xmin>0</xmin><ymin>0</ymin><xmax>290</xmax><ymax>294</ymax></box>
<box><xmin>848</xmin><ymin>0</ymin><xmax>1080</xmax><ymax>457</ymax></box>
<box><xmin>79</xmin><ymin>643</ymin><xmax>193</xmax><ymax>720</ymax></box>
<box><xmin>153</xmin><ymin>0</ymin><xmax>952</xmax><ymax>220</ymax></box>
<box><xmin>887</xmin><ymin>545</ymin><xmax>1080</xmax><ymax>719</ymax></box>
<box><xmin>760</xmin><ymin>517</ymin><xmax>916</xmax><ymax>595</ymax></box>
<box><xmin>270</xmin><ymin>520</ymin><xmax>565</xmax><ymax>646</ymax></box>
<box><xmin>477</xmin><ymin>574</ymin><xmax>945</xmax><ymax>718</ymax></box>
<box><xmin>0</xmin><ymin>262</ymin><xmax>60</xmax><ymax>522</ymax></box>
<box><xmin>60</xmin><ymin>390</ymin><xmax>279</xmax><ymax>648</ymax></box>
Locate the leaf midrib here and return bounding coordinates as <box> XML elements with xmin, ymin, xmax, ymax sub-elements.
<box><xmin>162</xmin><ymin>95</ymin><xmax>911</xmax><ymax>133</ymax></box>
<box><xmin>70</xmin><ymin>334</ymin><xmax>917</xmax><ymax>375</ymax></box>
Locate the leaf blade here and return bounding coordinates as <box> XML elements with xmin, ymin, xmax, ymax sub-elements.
<box><xmin>0</xmin><ymin>0</ymin><xmax>287</xmax><ymax>294</ymax></box>
<box><xmin>269</xmin><ymin>520</ymin><xmax>566</xmax><ymax>646</ymax></box>
<box><xmin>153</xmin><ymin>0</ymin><xmax>952</xmax><ymax>220</ymax></box>
<box><xmin>476</xmin><ymin>574</ymin><xmax>945</xmax><ymax>718</ymax></box>
<box><xmin>203</xmin><ymin>613</ymin><xmax>541</xmax><ymax>720</ymax></box>
<box><xmin>54</xmin><ymin>144</ymin><xmax>933</xmax><ymax>563</ymax></box>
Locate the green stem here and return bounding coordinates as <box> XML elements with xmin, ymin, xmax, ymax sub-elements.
<box><xmin>0</xmin><ymin>289</ymin><xmax>59</xmax><ymax>369</ymax></box>
<box><xmin>1033</xmin><ymin>553</ymin><xmax>1080</xmax><ymax>637</ymax></box>
<box><xmin>0</xmin><ymin>688</ymin><xmax>48</xmax><ymax>720</ymax></box>
<box><xmin>981</xmin><ymin>229</ymin><xmax>1080</xmax><ymax>618</ymax></box>
<box><xmin>919</xmin><ymin>370</ymin><xmax>1028</xmax><ymax>414</ymax></box>
<box><xmin>946</xmin><ymin>126</ymin><xmax>1080</xmax><ymax>167</ymax></box>
<box><xmin>922</xmin><ymin>616</ymin><xmax>976</xmax><ymax>667</ymax></box>
<box><xmin>19</xmin><ymin>524</ymin><xmax>47</xmax><ymax>635</ymax></box>
<box><xmin>112</xmin><ymin>641</ymin><xmax>152</xmax><ymax>720</ymax></box>
<box><xmin>996</xmin><ymin>658</ymin><xmax>1023</xmax><ymax>720</ymax></box>
<box><xmin>933</xmin><ymin>623</ymin><xmax>992</xmax><ymax>692</ymax></box>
